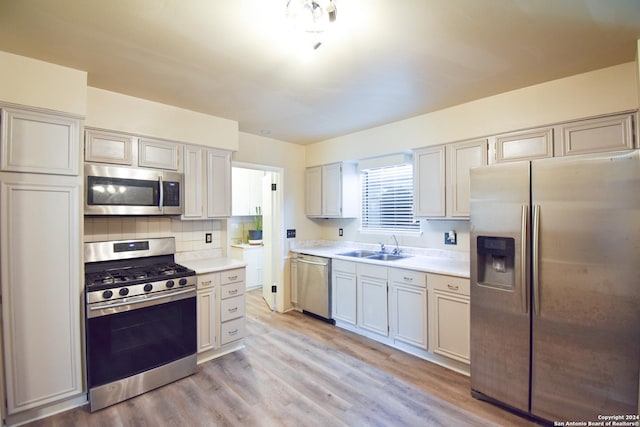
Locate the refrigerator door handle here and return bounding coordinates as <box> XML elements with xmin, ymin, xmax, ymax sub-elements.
<box><xmin>521</xmin><ymin>204</ymin><xmax>528</xmax><ymax>314</ymax></box>
<box><xmin>532</xmin><ymin>204</ymin><xmax>540</xmax><ymax>315</ymax></box>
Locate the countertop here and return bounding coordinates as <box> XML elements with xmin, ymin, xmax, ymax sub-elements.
<box><xmin>231</xmin><ymin>243</ymin><xmax>264</xmax><ymax>249</ymax></box>
<box><xmin>290</xmin><ymin>245</ymin><xmax>470</xmax><ymax>278</ymax></box>
<box><xmin>178</xmin><ymin>257</ymin><xmax>247</xmax><ymax>275</ymax></box>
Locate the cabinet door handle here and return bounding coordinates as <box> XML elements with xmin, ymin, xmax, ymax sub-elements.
<box><xmin>447</xmin><ymin>284</ymin><xmax>459</xmax><ymax>291</ymax></box>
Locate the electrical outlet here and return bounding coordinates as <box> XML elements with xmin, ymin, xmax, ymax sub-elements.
<box><xmin>339</xmin><ymin>228</ymin><xmax>343</xmax><ymax>236</ymax></box>
<box><xmin>271</xmin><ymin>285</ymin><xmax>277</xmax><ymax>293</ymax></box>
<box><xmin>205</xmin><ymin>233</ymin><xmax>212</xmax><ymax>243</ymax></box>
<box><xmin>286</xmin><ymin>229</ymin><xmax>296</xmax><ymax>238</ymax></box>
<box><xmin>444</xmin><ymin>231</ymin><xmax>457</xmax><ymax>245</ymax></box>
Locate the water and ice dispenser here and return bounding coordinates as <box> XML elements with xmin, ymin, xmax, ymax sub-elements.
<box><xmin>476</xmin><ymin>236</ymin><xmax>516</xmax><ymax>290</ymax></box>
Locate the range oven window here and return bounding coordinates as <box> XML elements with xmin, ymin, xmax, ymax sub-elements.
<box><xmin>86</xmin><ymin>297</ymin><xmax>196</xmax><ymax>388</ymax></box>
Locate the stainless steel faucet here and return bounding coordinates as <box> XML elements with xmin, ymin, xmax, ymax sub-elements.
<box><xmin>378</xmin><ymin>241</ymin><xmax>386</xmax><ymax>253</ymax></box>
<box><xmin>391</xmin><ymin>234</ymin><xmax>402</xmax><ymax>255</ymax></box>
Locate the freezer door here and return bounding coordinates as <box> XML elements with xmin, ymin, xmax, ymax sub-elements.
<box><xmin>470</xmin><ymin>161</ymin><xmax>531</xmax><ymax>413</ymax></box>
<box><xmin>531</xmin><ymin>150</ymin><xmax>640</xmax><ymax>421</ymax></box>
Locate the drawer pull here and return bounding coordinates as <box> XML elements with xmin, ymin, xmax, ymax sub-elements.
<box><xmin>228</xmin><ymin>289</ymin><xmax>238</xmax><ymax>295</ymax></box>
<box><xmin>201</xmin><ymin>280</ymin><xmax>212</xmax><ymax>286</ymax></box>
<box><xmin>228</xmin><ymin>329</ymin><xmax>238</xmax><ymax>335</ymax></box>
<box><xmin>447</xmin><ymin>284</ymin><xmax>459</xmax><ymax>291</ymax></box>
<box><xmin>228</xmin><ymin>307</ymin><xmax>238</xmax><ymax>313</ymax></box>
<box><xmin>403</xmin><ymin>276</ymin><xmax>413</xmax><ymax>281</ymax></box>
<box><xmin>227</xmin><ymin>275</ymin><xmax>238</xmax><ymax>281</ymax></box>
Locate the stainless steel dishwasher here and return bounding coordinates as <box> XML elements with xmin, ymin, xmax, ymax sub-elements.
<box><xmin>297</xmin><ymin>254</ymin><xmax>333</xmax><ymax>323</ymax></box>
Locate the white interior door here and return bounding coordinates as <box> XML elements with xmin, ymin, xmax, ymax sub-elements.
<box><xmin>261</xmin><ymin>172</ymin><xmax>275</xmax><ymax>309</ymax></box>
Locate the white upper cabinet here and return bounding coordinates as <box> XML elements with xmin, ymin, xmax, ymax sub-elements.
<box><xmin>138</xmin><ymin>137</ymin><xmax>179</xmax><ymax>170</ymax></box>
<box><xmin>183</xmin><ymin>145</ymin><xmax>231</xmax><ymax>219</ymax></box>
<box><xmin>85</xmin><ymin>128</ymin><xmax>181</xmax><ymax>171</ymax></box>
<box><xmin>183</xmin><ymin>145</ymin><xmax>205</xmax><ymax>218</ymax></box>
<box><xmin>206</xmin><ymin>148</ymin><xmax>231</xmax><ymax>218</ymax></box>
<box><xmin>85</xmin><ymin>129</ymin><xmax>134</xmax><ymax>165</ymax></box>
<box><xmin>493</xmin><ymin>126</ymin><xmax>554</xmax><ymax>163</ymax></box>
<box><xmin>559</xmin><ymin>112</ymin><xmax>635</xmax><ymax>156</ymax></box>
<box><xmin>305</xmin><ymin>162</ymin><xmax>358</xmax><ymax>218</ymax></box>
<box><xmin>305</xmin><ymin>166</ymin><xmax>322</xmax><ymax>216</ymax></box>
<box><xmin>414</xmin><ymin>139</ymin><xmax>487</xmax><ymax>219</ymax></box>
<box><xmin>413</xmin><ymin>146</ymin><xmax>446</xmax><ymax>218</ymax></box>
<box><xmin>1</xmin><ymin>106</ymin><xmax>80</xmax><ymax>176</ymax></box>
<box><xmin>448</xmin><ymin>139</ymin><xmax>488</xmax><ymax>217</ymax></box>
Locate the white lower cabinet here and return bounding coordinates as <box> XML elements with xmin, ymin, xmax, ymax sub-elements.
<box><xmin>331</xmin><ymin>260</ymin><xmax>357</xmax><ymax>325</ymax></box>
<box><xmin>428</xmin><ymin>273</ymin><xmax>470</xmax><ymax>364</ymax></box>
<box><xmin>1</xmin><ymin>172</ymin><xmax>83</xmax><ymax>416</ymax></box>
<box><xmin>330</xmin><ymin>257</ymin><xmax>470</xmax><ymax>374</ymax></box>
<box><xmin>196</xmin><ymin>267</ymin><xmax>246</xmax><ymax>363</ymax></box>
<box><xmin>389</xmin><ymin>268</ymin><xmax>428</xmax><ymax>350</ymax></box>
<box><xmin>219</xmin><ymin>268</ymin><xmax>246</xmax><ymax>345</ymax></box>
<box><xmin>357</xmin><ymin>264</ymin><xmax>388</xmax><ymax>337</ymax></box>
<box><xmin>197</xmin><ymin>272</ymin><xmax>219</xmax><ymax>353</ymax></box>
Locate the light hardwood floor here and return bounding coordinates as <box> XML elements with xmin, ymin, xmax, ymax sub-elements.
<box><xmin>25</xmin><ymin>290</ymin><xmax>541</xmax><ymax>427</ymax></box>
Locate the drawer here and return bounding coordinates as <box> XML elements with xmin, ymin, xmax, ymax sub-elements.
<box><xmin>332</xmin><ymin>259</ymin><xmax>356</xmax><ymax>274</ymax></box>
<box><xmin>197</xmin><ymin>272</ymin><xmax>219</xmax><ymax>289</ymax></box>
<box><xmin>220</xmin><ymin>317</ymin><xmax>245</xmax><ymax>345</ymax></box>
<box><xmin>389</xmin><ymin>268</ymin><xmax>426</xmax><ymax>288</ymax></box>
<box><xmin>428</xmin><ymin>274</ymin><xmax>470</xmax><ymax>296</ymax></box>
<box><xmin>220</xmin><ymin>295</ymin><xmax>245</xmax><ymax>322</ymax></box>
<box><xmin>221</xmin><ymin>268</ymin><xmax>245</xmax><ymax>285</ymax></box>
<box><xmin>220</xmin><ymin>281</ymin><xmax>244</xmax><ymax>299</ymax></box>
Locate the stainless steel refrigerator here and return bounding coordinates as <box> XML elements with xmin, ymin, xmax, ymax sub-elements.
<box><xmin>470</xmin><ymin>150</ymin><xmax>640</xmax><ymax>423</ymax></box>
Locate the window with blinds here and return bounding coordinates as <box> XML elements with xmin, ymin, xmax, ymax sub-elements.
<box><xmin>361</xmin><ymin>163</ymin><xmax>419</xmax><ymax>232</ymax></box>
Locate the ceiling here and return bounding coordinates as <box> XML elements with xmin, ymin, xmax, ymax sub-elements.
<box><xmin>0</xmin><ymin>0</ymin><xmax>639</xmax><ymax>145</ymax></box>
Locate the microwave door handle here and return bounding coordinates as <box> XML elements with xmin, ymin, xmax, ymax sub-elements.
<box><xmin>158</xmin><ymin>175</ymin><xmax>164</xmax><ymax>211</ymax></box>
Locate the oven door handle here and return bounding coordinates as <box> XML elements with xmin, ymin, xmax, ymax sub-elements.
<box><xmin>88</xmin><ymin>288</ymin><xmax>195</xmax><ymax>318</ymax></box>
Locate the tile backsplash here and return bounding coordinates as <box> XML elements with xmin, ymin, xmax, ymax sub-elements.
<box><xmin>84</xmin><ymin>217</ymin><xmax>225</xmax><ymax>255</ymax></box>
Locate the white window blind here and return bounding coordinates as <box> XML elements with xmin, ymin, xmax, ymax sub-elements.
<box><xmin>361</xmin><ymin>163</ymin><xmax>419</xmax><ymax>232</ymax></box>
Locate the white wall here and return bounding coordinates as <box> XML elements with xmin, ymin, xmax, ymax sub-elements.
<box><xmin>0</xmin><ymin>51</ymin><xmax>87</xmax><ymax>115</ymax></box>
<box><xmin>86</xmin><ymin>87</ymin><xmax>239</xmax><ymax>150</ymax></box>
<box><xmin>304</xmin><ymin>61</ymin><xmax>640</xmax><ymax>254</ymax></box>
<box><xmin>307</xmin><ymin>62</ymin><xmax>638</xmax><ymax>166</ymax></box>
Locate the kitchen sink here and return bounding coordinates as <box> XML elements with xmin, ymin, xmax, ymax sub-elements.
<box><xmin>365</xmin><ymin>253</ymin><xmax>412</xmax><ymax>261</ymax></box>
<box><xmin>337</xmin><ymin>250</ymin><xmax>378</xmax><ymax>258</ymax></box>
<box><xmin>337</xmin><ymin>250</ymin><xmax>412</xmax><ymax>261</ymax></box>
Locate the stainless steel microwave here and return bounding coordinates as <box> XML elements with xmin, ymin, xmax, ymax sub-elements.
<box><xmin>85</xmin><ymin>164</ymin><xmax>183</xmax><ymax>215</ymax></box>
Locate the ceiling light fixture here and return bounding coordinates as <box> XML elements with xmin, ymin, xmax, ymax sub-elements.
<box><xmin>286</xmin><ymin>0</ymin><xmax>337</xmax><ymax>49</ymax></box>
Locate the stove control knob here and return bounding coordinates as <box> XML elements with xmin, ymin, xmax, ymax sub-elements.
<box><xmin>143</xmin><ymin>284</ymin><xmax>153</xmax><ymax>292</ymax></box>
<box><xmin>102</xmin><ymin>290</ymin><xmax>113</xmax><ymax>299</ymax></box>
<box><xmin>179</xmin><ymin>278</ymin><xmax>188</xmax><ymax>286</ymax></box>
<box><xmin>119</xmin><ymin>288</ymin><xmax>129</xmax><ymax>296</ymax></box>
<box><xmin>166</xmin><ymin>280</ymin><xmax>175</xmax><ymax>288</ymax></box>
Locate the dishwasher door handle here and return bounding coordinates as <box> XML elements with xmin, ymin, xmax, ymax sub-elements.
<box><xmin>298</xmin><ymin>258</ymin><xmax>328</xmax><ymax>267</ymax></box>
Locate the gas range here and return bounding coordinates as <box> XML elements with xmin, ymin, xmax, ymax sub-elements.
<box><xmin>84</xmin><ymin>238</ymin><xmax>196</xmax><ymax>306</ymax></box>
<box><xmin>84</xmin><ymin>237</ymin><xmax>198</xmax><ymax>412</ymax></box>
